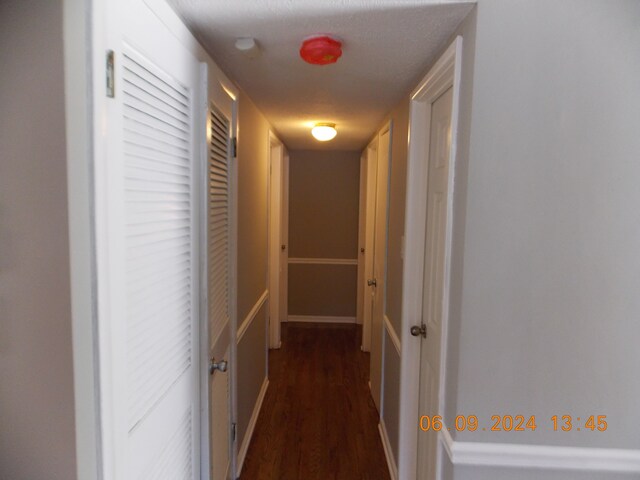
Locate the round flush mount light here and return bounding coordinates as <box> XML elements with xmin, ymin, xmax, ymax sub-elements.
<box><xmin>300</xmin><ymin>35</ymin><xmax>342</xmax><ymax>65</ymax></box>
<box><xmin>311</xmin><ymin>123</ymin><xmax>337</xmax><ymax>141</ymax></box>
<box><xmin>235</xmin><ymin>37</ymin><xmax>261</xmax><ymax>59</ymax></box>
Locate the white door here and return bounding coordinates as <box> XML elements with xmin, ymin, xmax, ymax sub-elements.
<box><xmin>268</xmin><ymin>138</ymin><xmax>284</xmax><ymax>348</ymax></box>
<box><xmin>370</xmin><ymin>126</ymin><xmax>391</xmax><ymax>412</ymax></box>
<box><xmin>279</xmin><ymin>152</ymin><xmax>289</xmax><ymax>325</ymax></box>
<box><xmin>356</xmin><ymin>152</ymin><xmax>367</xmax><ymax>328</ymax></box>
<box><xmin>207</xmin><ymin>105</ymin><xmax>233</xmax><ymax>480</ymax></box>
<box><xmin>362</xmin><ymin>142</ymin><xmax>378</xmax><ymax>352</ymax></box>
<box><xmin>96</xmin><ymin>0</ymin><xmax>203</xmax><ymax>477</ymax></box>
<box><xmin>416</xmin><ymin>86</ymin><xmax>454</xmax><ymax>479</ymax></box>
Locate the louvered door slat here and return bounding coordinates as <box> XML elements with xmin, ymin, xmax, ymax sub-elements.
<box><xmin>99</xmin><ymin>2</ymin><xmax>202</xmax><ymax>478</ymax></box>
<box><xmin>121</xmin><ymin>47</ymin><xmax>196</xmax><ymax>466</ymax></box>
<box><xmin>208</xmin><ymin>107</ymin><xmax>230</xmax><ymax>348</ymax></box>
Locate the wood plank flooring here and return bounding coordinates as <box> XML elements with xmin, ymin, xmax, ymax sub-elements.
<box><xmin>239</xmin><ymin>322</ymin><xmax>391</xmax><ymax>480</ymax></box>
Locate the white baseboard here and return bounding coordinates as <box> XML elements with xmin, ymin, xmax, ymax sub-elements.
<box><xmin>287</xmin><ymin>315</ymin><xmax>356</xmax><ymax>324</ymax></box>
<box><xmin>440</xmin><ymin>422</ymin><xmax>640</xmax><ymax>473</ymax></box>
<box><xmin>379</xmin><ymin>420</ymin><xmax>399</xmax><ymax>480</ymax></box>
<box><xmin>236</xmin><ymin>378</ymin><xmax>269</xmax><ymax>476</ymax></box>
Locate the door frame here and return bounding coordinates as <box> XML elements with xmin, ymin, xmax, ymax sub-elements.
<box><xmin>268</xmin><ymin>132</ymin><xmax>286</xmax><ymax>348</ymax></box>
<box><xmin>398</xmin><ymin>36</ymin><xmax>463</xmax><ymax>480</ymax></box>
<box><xmin>63</xmin><ymin>0</ymin><xmax>102</xmax><ymax>477</ymax></box>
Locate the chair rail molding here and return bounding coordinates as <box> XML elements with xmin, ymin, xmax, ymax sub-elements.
<box><xmin>288</xmin><ymin>257</ymin><xmax>358</xmax><ymax>266</ymax></box>
<box><xmin>440</xmin><ymin>425</ymin><xmax>640</xmax><ymax>473</ymax></box>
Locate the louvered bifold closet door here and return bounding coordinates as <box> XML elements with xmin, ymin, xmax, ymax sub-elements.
<box><xmin>104</xmin><ymin>31</ymin><xmax>202</xmax><ymax>478</ymax></box>
<box><xmin>208</xmin><ymin>107</ymin><xmax>231</xmax><ymax>343</ymax></box>
<box><xmin>207</xmin><ymin>106</ymin><xmax>233</xmax><ymax>480</ymax></box>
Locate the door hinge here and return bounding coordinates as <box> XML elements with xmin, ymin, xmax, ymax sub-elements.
<box><xmin>232</xmin><ymin>137</ymin><xmax>237</xmax><ymax>158</ymax></box>
<box><xmin>106</xmin><ymin>50</ymin><xmax>115</xmax><ymax>98</ymax></box>
<box><xmin>231</xmin><ymin>422</ymin><xmax>237</xmax><ymax>442</ymax></box>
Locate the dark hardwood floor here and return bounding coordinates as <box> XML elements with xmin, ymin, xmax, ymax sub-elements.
<box><xmin>239</xmin><ymin>322</ymin><xmax>391</xmax><ymax>480</ymax></box>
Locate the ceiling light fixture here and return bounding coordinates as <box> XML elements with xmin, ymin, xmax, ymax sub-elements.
<box><xmin>311</xmin><ymin>123</ymin><xmax>337</xmax><ymax>142</ymax></box>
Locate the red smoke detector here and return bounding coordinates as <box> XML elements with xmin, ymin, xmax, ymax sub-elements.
<box><xmin>300</xmin><ymin>35</ymin><xmax>343</xmax><ymax>65</ymax></box>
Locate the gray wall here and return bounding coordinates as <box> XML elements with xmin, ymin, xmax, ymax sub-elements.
<box><xmin>445</xmin><ymin>0</ymin><xmax>640</xmax><ymax>477</ymax></box>
<box><xmin>288</xmin><ymin>264</ymin><xmax>357</xmax><ymax>317</ymax></box>
<box><xmin>236</xmin><ymin>93</ymin><xmax>270</xmax><ymax>447</ymax></box>
<box><xmin>383</xmin><ymin>334</ymin><xmax>401</xmax><ymax>461</ymax></box>
<box><xmin>236</xmin><ymin>303</ymin><xmax>268</xmax><ymax>447</ymax></box>
<box><xmin>376</xmin><ymin>97</ymin><xmax>410</xmax><ymax>465</ymax></box>
<box><xmin>0</xmin><ymin>0</ymin><xmax>78</xmax><ymax>478</ymax></box>
<box><xmin>384</xmin><ymin>98</ymin><xmax>410</xmax><ymax>336</ymax></box>
<box><xmin>443</xmin><ymin>0</ymin><xmax>477</xmax><ymax>440</ymax></box>
<box><xmin>288</xmin><ymin>150</ymin><xmax>361</xmax><ymax>318</ymax></box>
<box><xmin>237</xmin><ymin>94</ymin><xmax>270</xmax><ymax>324</ymax></box>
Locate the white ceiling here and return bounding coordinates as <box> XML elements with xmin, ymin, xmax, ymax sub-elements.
<box><xmin>167</xmin><ymin>0</ymin><xmax>474</xmax><ymax>150</ymax></box>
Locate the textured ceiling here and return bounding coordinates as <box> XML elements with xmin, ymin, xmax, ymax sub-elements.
<box><xmin>167</xmin><ymin>0</ymin><xmax>475</xmax><ymax>150</ymax></box>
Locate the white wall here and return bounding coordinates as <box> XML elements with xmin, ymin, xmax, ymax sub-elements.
<box><xmin>0</xmin><ymin>1</ymin><xmax>78</xmax><ymax>478</ymax></box>
<box><xmin>445</xmin><ymin>0</ymin><xmax>640</xmax><ymax>477</ymax></box>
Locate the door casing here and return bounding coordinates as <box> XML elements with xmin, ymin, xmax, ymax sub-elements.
<box><xmin>398</xmin><ymin>36</ymin><xmax>463</xmax><ymax>480</ymax></box>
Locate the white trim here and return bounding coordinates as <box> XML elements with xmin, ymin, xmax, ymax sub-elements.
<box><xmin>439</xmin><ymin>424</ymin><xmax>640</xmax><ymax>473</ymax></box>
<box><xmin>237</xmin><ymin>290</ymin><xmax>269</xmax><ymax>342</ymax></box>
<box><xmin>398</xmin><ymin>36</ymin><xmax>463</xmax><ymax>480</ymax></box>
<box><xmin>288</xmin><ymin>257</ymin><xmax>358</xmax><ymax>266</ymax></box>
<box><xmin>64</xmin><ymin>0</ymin><xmax>102</xmax><ymax>477</ymax></box>
<box><xmin>288</xmin><ymin>315</ymin><xmax>357</xmax><ymax>324</ymax></box>
<box><xmin>198</xmin><ymin>64</ymin><xmax>211</xmax><ymax>480</ymax></box>
<box><xmin>383</xmin><ymin>315</ymin><xmax>401</xmax><ymax>355</ymax></box>
<box><xmin>440</xmin><ymin>424</ymin><xmax>455</xmax><ymax>462</ymax></box>
<box><xmin>227</xmin><ymin>91</ymin><xmax>240</xmax><ymax>480</ymax></box>
<box><xmin>379</xmin><ymin>420</ymin><xmax>399</xmax><ymax>480</ymax></box>
<box><xmin>236</xmin><ymin>378</ymin><xmax>269</xmax><ymax>476</ymax></box>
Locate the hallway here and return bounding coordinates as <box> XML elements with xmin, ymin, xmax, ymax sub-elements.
<box><xmin>240</xmin><ymin>323</ymin><xmax>391</xmax><ymax>480</ymax></box>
